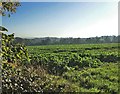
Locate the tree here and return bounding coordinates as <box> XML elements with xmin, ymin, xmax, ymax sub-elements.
<box><xmin>0</xmin><ymin>2</ymin><xmax>21</xmax><ymax>31</ymax></box>
<box><xmin>0</xmin><ymin>2</ymin><xmax>21</xmax><ymax>17</ymax></box>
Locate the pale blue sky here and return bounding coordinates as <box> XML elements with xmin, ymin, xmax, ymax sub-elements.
<box><xmin>2</xmin><ymin>2</ymin><xmax>118</xmax><ymax>38</ymax></box>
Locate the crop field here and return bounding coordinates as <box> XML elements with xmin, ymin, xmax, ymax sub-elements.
<box><xmin>26</xmin><ymin>43</ymin><xmax>119</xmax><ymax>93</ymax></box>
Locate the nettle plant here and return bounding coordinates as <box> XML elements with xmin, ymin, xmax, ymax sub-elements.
<box><xmin>1</xmin><ymin>33</ymin><xmax>30</xmax><ymax>64</ymax></box>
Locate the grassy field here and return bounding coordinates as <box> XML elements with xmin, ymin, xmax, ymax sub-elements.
<box><xmin>25</xmin><ymin>43</ymin><xmax>119</xmax><ymax>93</ymax></box>
<box><xmin>2</xmin><ymin>43</ymin><xmax>119</xmax><ymax>93</ymax></box>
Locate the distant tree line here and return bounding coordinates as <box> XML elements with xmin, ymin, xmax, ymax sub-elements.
<box><xmin>14</xmin><ymin>35</ymin><xmax>120</xmax><ymax>46</ymax></box>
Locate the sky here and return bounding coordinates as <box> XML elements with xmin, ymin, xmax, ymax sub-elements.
<box><xmin>2</xmin><ymin>2</ymin><xmax>118</xmax><ymax>38</ymax></box>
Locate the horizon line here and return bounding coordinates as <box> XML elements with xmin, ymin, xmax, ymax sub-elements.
<box><xmin>14</xmin><ymin>35</ymin><xmax>119</xmax><ymax>39</ymax></box>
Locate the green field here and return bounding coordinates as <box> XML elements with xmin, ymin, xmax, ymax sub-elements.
<box><xmin>2</xmin><ymin>43</ymin><xmax>119</xmax><ymax>93</ymax></box>
<box><xmin>25</xmin><ymin>43</ymin><xmax>119</xmax><ymax>93</ymax></box>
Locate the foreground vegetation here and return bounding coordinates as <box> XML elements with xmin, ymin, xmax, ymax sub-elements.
<box><xmin>2</xmin><ymin>62</ymin><xmax>118</xmax><ymax>93</ymax></box>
